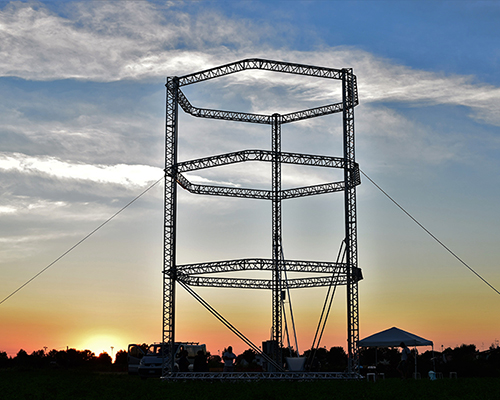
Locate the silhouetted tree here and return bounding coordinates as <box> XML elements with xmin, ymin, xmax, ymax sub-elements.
<box><xmin>303</xmin><ymin>347</ymin><xmax>328</xmax><ymax>371</ymax></box>
<box><xmin>359</xmin><ymin>346</ymin><xmax>401</xmax><ymax>377</ymax></box>
<box><xmin>240</xmin><ymin>349</ymin><xmax>256</xmax><ymax>364</ymax></box>
<box><xmin>14</xmin><ymin>349</ymin><xmax>30</xmax><ymax>368</ymax></box>
<box><xmin>232</xmin><ymin>349</ymin><xmax>263</xmax><ymax>371</ymax></box>
<box><xmin>48</xmin><ymin>349</ymin><xmax>68</xmax><ymax>367</ymax></box>
<box><xmin>207</xmin><ymin>354</ymin><xmax>223</xmax><ymax>370</ymax></box>
<box><xmin>326</xmin><ymin>346</ymin><xmax>347</xmax><ymax>370</ymax></box>
<box><xmin>416</xmin><ymin>349</ymin><xmax>438</xmax><ymax>375</ymax></box>
<box><xmin>81</xmin><ymin>349</ymin><xmax>95</xmax><ymax>363</ymax></box>
<box><xmin>43</xmin><ymin>348</ymin><xmax>97</xmax><ymax>369</ymax></box>
<box><xmin>484</xmin><ymin>346</ymin><xmax>500</xmax><ymax>375</ymax></box>
<box><xmin>0</xmin><ymin>351</ymin><xmax>10</xmax><ymax>368</ymax></box>
<box><xmin>67</xmin><ymin>348</ymin><xmax>91</xmax><ymax>368</ymax></box>
<box><xmin>97</xmin><ymin>352</ymin><xmax>112</xmax><ymax>368</ymax></box>
<box><xmin>115</xmin><ymin>349</ymin><xmax>128</xmax><ymax>365</ymax></box>
<box><xmin>47</xmin><ymin>349</ymin><xmax>58</xmax><ymax>359</ymax></box>
<box><xmin>452</xmin><ymin>344</ymin><xmax>477</xmax><ymax>361</ymax></box>
<box><xmin>448</xmin><ymin>344</ymin><xmax>478</xmax><ymax>377</ymax></box>
<box><xmin>30</xmin><ymin>349</ymin><xmax>47</xmax><ymax>368</ymax></box>
<box><xmin>281</xmin><ymin>347</ymin><xmax>298</xmax><ymax>358</ymax></box>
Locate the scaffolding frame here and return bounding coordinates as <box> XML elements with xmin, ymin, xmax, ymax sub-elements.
<box><xmin>163</xmin><ymin>59</ymin><xmax>361</xmax><ymax>376</ymax></box>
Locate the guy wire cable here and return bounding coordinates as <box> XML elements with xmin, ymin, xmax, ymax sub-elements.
<box><xmin>307</xmin><ymin>240</ymin><xmax>345</xmax><ymax>369</ymax></box>
<box><xmin>0</xmin><ymin>176</ymin><xmax>164</xmax><ymax>306</ymax></box>
<box><xmin>360</xmin><ymin>169</ymin><xmax>499</xmax><ymax>296</ymax></box>
<box><xmin>178</xmin><ymin>280</ymin><xmax>283</xmax><ymax>371</ymax></box>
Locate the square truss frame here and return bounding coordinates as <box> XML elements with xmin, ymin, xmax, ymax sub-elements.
<box><xmin>163</xmin><ymin>59</ymin><xmax>361</xmax><ymax>377</ymax></box>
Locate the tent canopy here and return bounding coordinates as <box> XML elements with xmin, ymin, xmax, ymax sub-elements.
<box><xmin>359</xmin><ymin>327</ymin><xmax>433</xmax><ymax>347</ymax></box>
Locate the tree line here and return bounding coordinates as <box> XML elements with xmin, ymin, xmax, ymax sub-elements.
<box><xmin>1</xmin><ymin>343</ymin><xmax>499</xmax><ymax>377</ymax></box>
<box><xmin>0</xmin><ymin>348</ymin><xmax>128</xmax><ymax>371</ymax></box>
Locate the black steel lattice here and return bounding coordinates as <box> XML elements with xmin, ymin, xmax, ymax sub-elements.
<box><xmin>163</xmin><ymin>59</ymin><xmax>361</xmax><ymax>374</ymax></box>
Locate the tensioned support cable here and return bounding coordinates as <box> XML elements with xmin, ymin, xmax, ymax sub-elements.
<box><xmin>314</xmin><ymin>241</ymin><xmax>346</xmax><ymax>350</ymax></box>
<box><xmin>0</xmin><ymin>176</ymin><xmax>164</xmax><ymax>306</ymax></box>
<box><xmin>178</xmin><ymin>280</ymin><xmax>284</xmax><ymax>371</ymax></box>
<box><xmin>281</xmin><ymin>247</ymin><xmax>299</xmax><ymax>356</ymax></box>
<box><xmin>307</xmin><ymin>240</ymin><xmax>346</xmax><ymax>369</ymax></box>
<box><xmin>360</xmin><ymin>170</ymin><xmax>500</xmax><ymax>296</ymax></box>
<box><xmin>282</xmin><ymin>303</ymin><xmax>291</xmax><ymax>351</ymax></box>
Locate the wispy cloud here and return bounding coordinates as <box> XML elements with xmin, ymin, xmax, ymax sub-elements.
<box><xmin>1</xmin><ymin>0</ymin><xmax>499</xmax><ymax>130</ymax></box>
<box><xmin>0</xmin><ymin>152</ymin><xmax>162</xmax><ymax>186</ymax></box>
<box><xmin>0</xmin><ymin>1</ymin><xmax>258</xmax><ymax>81</ymax></box>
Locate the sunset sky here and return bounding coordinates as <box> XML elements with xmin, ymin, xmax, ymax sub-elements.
<box><xmin>1</xmin><ymin>0</ymin><xmax>499</xmax><ymax>359</ymax></box>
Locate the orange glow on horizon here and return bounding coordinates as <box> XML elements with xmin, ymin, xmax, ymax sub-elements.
<box><xmin>2</xmin><ymin>278</ymin><xmax>498</xmax><ymax>358</ymax></box>
<box><xmin>74</xmin><ymin>333</ymin><xmax>128</xmax><ymax>359</ymax></box>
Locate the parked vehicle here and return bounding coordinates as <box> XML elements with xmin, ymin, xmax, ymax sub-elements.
<box><xmin>127</xmin><ymin>344</ymin><xmax>148</xmax><ymax>374</ymax></box>
<box><xmin>136</xmin><ymin>342</ymin><xmax>206</xmax><ymax>378</ymax></box>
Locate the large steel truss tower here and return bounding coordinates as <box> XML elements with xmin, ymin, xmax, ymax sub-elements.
<box><xmin>163</xmin><ymin>59</ymin><xmax>362</xmax><ymax>373</ymax></box>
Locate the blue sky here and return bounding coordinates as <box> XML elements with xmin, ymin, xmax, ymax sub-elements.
<box><xmin>0</xmin><ymin>0</ymin><xmax>499</xmax><ymax>356</ymax></box>
<box><xmin>161</xmin><ymin>0</ymin><xmax>500</xmax><ymax>82</ymax></box>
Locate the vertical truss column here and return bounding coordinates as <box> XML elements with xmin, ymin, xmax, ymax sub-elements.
<box><xmin>271</xmin><ymin>113</ymin><xmax>283</xmax><ymax>368</ymax></box>
<box><xmin>163</xmin><ymin>77</ymin><xmax>179</xmax><ymax>372</ymax></box>
<box><xmin>342</xmin><ymin>69</ymin><xmax>359</xmax><ymax>373</ymax></box>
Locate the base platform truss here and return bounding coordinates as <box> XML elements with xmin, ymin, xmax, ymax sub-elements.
<box><xmin>161</xmin><ymin>371</ymin><xmax>362</xmax><ymax>381</ymax></box>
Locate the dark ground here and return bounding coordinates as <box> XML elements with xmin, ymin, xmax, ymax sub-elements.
<box><xmin>1</xmin><ymin>369</ymin><xmax>500</xmax><ymax>400</ymax></box>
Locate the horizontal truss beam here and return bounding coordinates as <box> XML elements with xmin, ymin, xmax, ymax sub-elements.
<box><xmin>177</xmin><ymin>58</ymin><xmax>345</xmax><ymax>86</ymax></box>
<box><xmin>174</xmin><ymin>176</ymin><xmax>349</xmax><ymax>200</ymax></box>
<box><xmin>177</xmin><ymin>274</ymin><xmax>354</xmax><ymax>289</ymax></box>
<box><xmin>176</xmin><ymin>258</ymin><xmax>346</xmax><ymax>275</ymax></box>
<box><xmin>174</xmin><ymin>86</ymin><xmax>346</xmax><ymax>124</ymax></box>
<box><xmin>176</xmin><ymin>89</ymin><xmax>270</xmax><ymax>124</ymax></box>
<box><xmin>172</xmin><ymin>258</ymin><xmax>363</xmax><ymax>290</ymax></box>
<box><xmin>161</xmin><ymin>371</ymin><xmax>362</xmax><ymax>381</ymax></box>
<box><xmin>177</xmin><ymin>150</ymin><xmax>348</xmax><ymax>172</ymax></box>
<box><xmin>170</xmin><ymin>152</ymin><xmax>360</xmax><ymax>200</ymax></box>
<box><xmin>283</xmin><ymin>102</ymin><xmax>344</xmax><ymax>124</ymax></box>
<box><xmin>167</xmin><ymin>59</ymin><xmax>358</xmax><ymax>125</ymax></box>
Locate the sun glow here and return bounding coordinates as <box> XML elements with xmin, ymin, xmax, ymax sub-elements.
<box><xmin>75</xmin><ymin>333</ymin><xmax>127</xmax><ymax>360</ymax></box>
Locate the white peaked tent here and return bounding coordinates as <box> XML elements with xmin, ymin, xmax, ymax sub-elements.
<box><xmin>359</xmin><ymin>327</ymin><xmax>434</xmax><ymax>378</ymax></box>
<box><xmin>359</xmin><ymin>327</ymin><xmax>433</xmax><ymax>347</ymax></box>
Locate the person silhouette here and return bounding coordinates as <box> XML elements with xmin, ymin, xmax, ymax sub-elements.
<box><xmin>397</xmin><ymin>342</ymin><xmax>412</xmax><ymax>379</ymax></box>
<box><xmin>222</xmin><ymin>346</ymin><xmax>236</xmax><ymax>372</ymax></box>
<box><xmin>178</xmin><ymin>348</ymin><xmax>189</xmax><ymax>372</ymax></box>
<box><xmin>193</xmin><ymin>350</ymin><xmax>208</xmax><ymax>372</ymax></box>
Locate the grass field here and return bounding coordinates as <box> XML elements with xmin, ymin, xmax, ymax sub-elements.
<box><xmin>1</xmin><ymin>369</ymin><xmax>499</xmax><ymax>400</ymax></box>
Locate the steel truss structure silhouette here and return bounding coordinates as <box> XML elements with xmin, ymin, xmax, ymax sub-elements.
<box><xmin>163</xmin><ymin>58</ymin><xmax>362</xmax><ymax>376</ymax></box>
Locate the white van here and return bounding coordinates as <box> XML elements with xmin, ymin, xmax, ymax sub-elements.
<box><xmin>127</xmin><ymin>344</ymin><xmax>147</xmax><ymax>375</ymax></box>
<box><xmin>137</xmin><ymin>342</ymin><xmax>206</xmax><ymax>378</ymax></box>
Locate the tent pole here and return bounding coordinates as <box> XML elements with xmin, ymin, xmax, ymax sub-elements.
<box><xmin>432</xmin><ymin>345</ymin><xmax>436</xmax><ymax>372</ymax></box>
<box><xmin>414</xmin><ymin>346</ymin><xmax>417</xmax><ymax>379</ymax></box>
